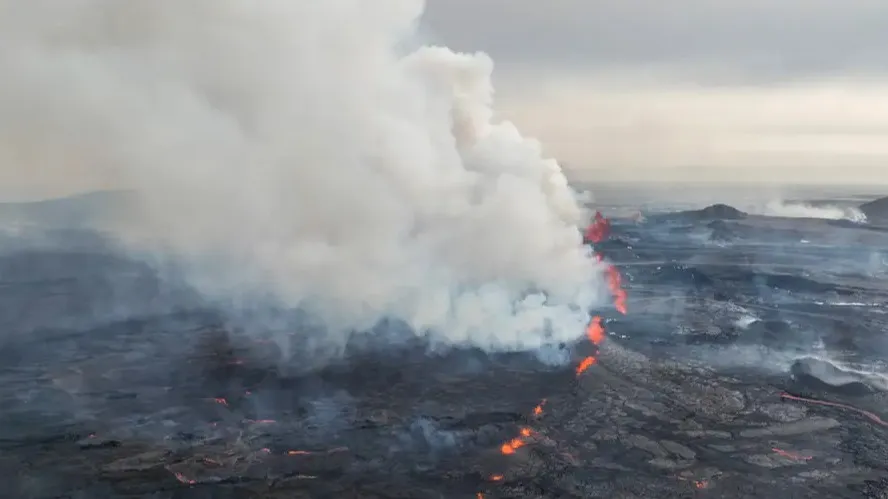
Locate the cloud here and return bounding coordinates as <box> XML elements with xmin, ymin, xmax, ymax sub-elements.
<box><xmin>491</xmin><ymin>70</ymin><xmax>888</xmax><ymax>184</ymax></box>
<box><xmin>423</xmin><ymin>0</ymin><xmax>888</xmax><ymax>79</ymax></box>
<box><xmin>0</xmin><ymin>0</ymin><xmax>606</xmax><ymax>359</ymax></box>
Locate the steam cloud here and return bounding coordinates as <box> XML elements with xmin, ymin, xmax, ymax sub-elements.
<box><xmin>0</xmin><ymin>1</ymin><xmax>605</xmax><ymax>353</ymax></box>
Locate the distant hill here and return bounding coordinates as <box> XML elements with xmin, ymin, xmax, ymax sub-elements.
<box><xmin>0</xmin><ymin>190</ymin><xmax>137</xmax><ymax>229</ymax></box>
<box><xmin>859</xmin><ymin>196</ymin><xmax>888</xmax><ymax>224</ymax></box>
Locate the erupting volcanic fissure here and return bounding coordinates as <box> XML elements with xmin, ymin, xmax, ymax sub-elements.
<box><xmin>479</xmin><ymin>211</ymin><xmax>628</xmax><ymax>497</ymax></box>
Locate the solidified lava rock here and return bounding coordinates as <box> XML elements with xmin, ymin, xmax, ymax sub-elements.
<box><xmin>650</xmin><ymin>203</ymin><xmax>747</xmax><ymax>223</ymax></box>
<box><xmin>707</xmin><ymin>220</ymin><xmax>737</xmax><ymax>242</ymax></box>
<box><xmin>859</xmin><ymin>196</ymin><xmax>888</xmax><ymax>222</ymax></box>
<box><xmin>7</xmin><ymin>186</ymin><xmax>888</xmax><ymax>499</ymax></box>
<box><xmin>696</xmin><ymin>203</ymin><xmax>747</xmax><ymax>220</ymax></box>
<box><xmin>744</xmin><ymin>319</ymin><xmax>794</xmax><ymax>342</ymax></box>
<box><xmin>790</xmin><ymin>357</ymin><xmax>884</xmax><ymax>396</ymax></box>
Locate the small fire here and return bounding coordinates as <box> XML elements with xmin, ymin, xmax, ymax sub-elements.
<box><xmin>532</xmin><ymin>399</ymin><xmax>546</xmax><ymax>417</ymax></box>
<box><xmin>678</xmin><ymin>476</ymin><xmax>710</xmax><ymax>489</ymax></box>
<box><xmin>500</xmin><ymin>437</ymin><xmax>526</xmax><ymax>455</ymax></box>
<box><xmin>489</xmin><ymin>474</ymin><xmax>504</xmax><ymax>481</ymax></box>
<box><xmin>212</xmin><ymin>397</ymin><xmax>228</xmax><ymax>407</ymax></box>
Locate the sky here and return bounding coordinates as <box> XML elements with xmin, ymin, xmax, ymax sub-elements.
<box><xmin>1</xmin><ymin>1</ymin><xmax>886</xmax><ymax>202</ymax></box>
<box><xmin>421</xmin><ymin>0</ymin><xmax>888</xmax><ymax>185</ymax></box>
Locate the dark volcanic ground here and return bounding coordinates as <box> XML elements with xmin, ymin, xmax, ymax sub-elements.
<box><xmin>2</xmin><ymin>190</ymin><xmax>888</xmax><ymax>498</ymax></box>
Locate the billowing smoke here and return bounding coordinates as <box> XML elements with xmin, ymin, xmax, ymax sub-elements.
<box><xmin>0</xmin><ymin>1</ymin><xmax>605</xmax><ymax>354</ymax></box>
<box><xmin>758</xmin><ymin>201</ymin><xmax>867</xmax><ymax>223</ymax></box>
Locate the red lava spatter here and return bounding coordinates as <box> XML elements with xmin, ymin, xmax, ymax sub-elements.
<box><xmin>478</xmin><ymin>212</ymin><xmax>627</xmax><ymax>498</ymax></box>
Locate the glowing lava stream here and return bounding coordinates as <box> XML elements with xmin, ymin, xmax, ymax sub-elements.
<box><xmin>780</xmin><ymin>392</ymin><xmax>888</xmax><ymax>427</ymax></box>
<box><xmin>479</xmin><ymin>212</ymin><xmax>627</xmax><ymax>495</ymax></box>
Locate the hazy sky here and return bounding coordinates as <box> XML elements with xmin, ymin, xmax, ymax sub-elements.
<box><xmin>1</xmin><ymin>1</ymin><xmax>886</xmax><ymax>202</ymax></box>
<box><xmin>422</xmin><ymin>0</ymin><xmax>888</xmax><ymax>184</ymax></box>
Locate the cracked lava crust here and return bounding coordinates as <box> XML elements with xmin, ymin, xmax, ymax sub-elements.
<box><xmin>3</xmin><ymin>202</ymin><xmax>888</xmax><ymax>498</ymax></box>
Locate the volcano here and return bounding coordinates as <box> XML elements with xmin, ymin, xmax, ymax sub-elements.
<box><xmin>3</xmin><ymin>188</ymin><xmax>888</xmax><ymax>499</ymax></box>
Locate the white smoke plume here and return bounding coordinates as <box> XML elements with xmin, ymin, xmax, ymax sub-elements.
<box><xmin>758</xmin><ymin>200</ymin><xmax>867</xmax><ymax>223</ymax></box>
<box><xmin>0</xmin><ymin>1</ymin><xmax>606</xmax><ymax>353</ymax></box>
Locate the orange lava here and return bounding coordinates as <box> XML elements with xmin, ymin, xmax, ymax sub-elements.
<box><xmin>173</xmin><ymin>471</ymin><xmax>196</xmax><ymax>485</ymax></box>
<box><xmin>606</xmin><ymin>266</ymin><xmax>628</xmax><ymax>314</ymax></box>
<box><xmin>584</xmin><ymin>211</ymin><xmax>611</xmax><ymax>243</ymax></box>
<box><xmin>483</xmin><ymin>211</ymin><xmax>629</xmax><ymax>498</ymax></box>
<box><xmin>780</xmin><ymin>392</ymin><xmax>888</xmax><ymax>427</ymax></box>
<box><xmin>586</xmin><ymin>315</ymin><xmax>605</xmax><ymax>345</ymax></box>
<box><xmin>575</xmin><ymin>356</ymin><xmax>597</xmax><ymax>376</ymax></box>
<box><xmin>500</xmin><ymin>437</ymin><xmax>526</xmax><ymax>455</ymax></box>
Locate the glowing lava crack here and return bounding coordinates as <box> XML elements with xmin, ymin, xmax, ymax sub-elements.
<box><xmin>478</xmin><ymin>211</ymin><xmax>627</xmax><ymax>497</ymax></box>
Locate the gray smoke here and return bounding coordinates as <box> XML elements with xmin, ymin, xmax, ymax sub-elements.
<box><xmin>0</xmin><ymin>0</ymin><xmax>606</xmax><ymax>353</ymax></box>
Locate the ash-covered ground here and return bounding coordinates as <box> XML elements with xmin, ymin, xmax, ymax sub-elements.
<box><xmin>3</xmin><ymin>187</ymin><xmax>888</xmax><ymax>499</ymax></box>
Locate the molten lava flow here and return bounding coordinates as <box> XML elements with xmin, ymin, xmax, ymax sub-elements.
<box><xmin>480</xmin><ymin>211</ymin><xmax>630</xmax><ymax>498</ymax></box>
<box><xmin>586</xmin><ymin>316</ymin><xmax>605</xmax><ymax>345</ymax></box>
<box><xmin>172</xmin><ymin>471</ymin><xmax>196</xmax><ymax>485</ymax></box>
<box><xmin>772</xmin><ymin>447</ymin><xmax>812</xmax><ymax>461</ymax></box>
<box><xmin>780</xmin><ymin>392</ymin><xmax>888</xmax><ymax>427</ymax></box>
<box><xmin>576</xmin><ymin>356</ymin><xmax>597</xmax><ymax>376</ymax></box>
<box><xmin>606</xmin><ymin>266</ymin><xmax>628</xmax><ymax>315</ymax></box>
<box><xmin>584</xmin><ymin>211</ymin><xmax>611</xmax><ymax>243</ymax></box>
<box><xmin>500</xmin><ymin>436</ymin><xmax>526</xmax><ymax>455</ymax></box>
